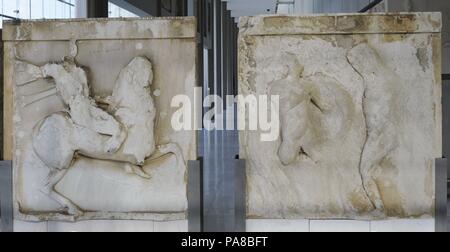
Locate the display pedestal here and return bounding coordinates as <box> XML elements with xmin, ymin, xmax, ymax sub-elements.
<box><xmin>188</xmin><ymin>159</ymin><xmax>203</xmax><ymax>232</ymax></box>
<box><xmin>0</xmin><ymin>161</ymin><xmax>13</xmax><ymax>232</ymax></box>
<box><xmin>436</xmin><ymin>158</ymin><xmax>448</xmax><ymax>232</ymax></box>
<box><xmin>234</xmin><ymin>158</ymin><xmax>246</xmax><ymax>232</ymax></box>
<box><xmin>236</xmin><ymin>158</ymin><xmax>448</xmax><ymax>233</ymax></box>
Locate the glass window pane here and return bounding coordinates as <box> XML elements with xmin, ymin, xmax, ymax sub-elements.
<box><xmin>31</xmin><ymin>0</ymin><xmax>44</xmax><ymax>19</ymax></box>
<box><xmin>55</xmin><ymin>0</ymin><xmax>62</xmax><ymax>18</ymax></box>
<box><xmin>70</xmin><ymin>0</ymin><xmax>77</xmax><ymax>18</ymax></box>
<box><xmin>17</xmin><ymin>0</ymin><xmax>31</xmax><ymax>19</ymax></box>
<box><xmin>0</xmin><ymin>0</ymin><xmax>77</xmax><ymax>28</ymax></box>
<box><xmin>109</xmin><ymin>1</ymin><xmax>138</xmax><ymax>18</ymax></box>
<box><xmin>3</xmin><ymin>0</ymin><xmax>17</xmax><ymax>18</ymax></box>
<box><xmin>44</xmin><ymin>0</ymin><xmax>56</xmax><ymax>19</ymax></box>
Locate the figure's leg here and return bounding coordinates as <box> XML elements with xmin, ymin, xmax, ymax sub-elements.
<box><xmin>145</xmin><ymin>143</ymin><xmax>186</xmax><ymax>169</ymax></box>
<box><xmin>122</xmin><ymin>143</ymin><xmax>186</xmax><ymax>180</ymax></box>
<box><xmin>71</xmin><ymin>125</ymin><xmax>153</xmax><ymax>179</ymax></box>
<box><xmin>69</xmin><ymin>96</ymin><xmax>127</xmax><ymax>154</ymax></box>
<box><xmin>124</xmin><ymin>164</ymin><xmax>151</xmax><ymax>179</ymax></box>
<box><xmin>41</xmin><ymin>169</ymin><xmax>83</xmax><ymax>217</ymax></box>
<box><xmin>121</xmin><ymin>143</ymin><xmax>186</xmax><ymax>180</ymax></box>
<box><xmin>278</xmin><ymin>100</ymin><xmax>310</xmax><ymax>165</ymax></box>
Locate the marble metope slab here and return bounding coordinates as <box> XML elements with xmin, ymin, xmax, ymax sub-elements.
<box><xmin>3</xmin><ymin>18</ymin><xmax>198</xmax><ymax>222</ymax></box>
<box><xmin>238</xmin><ymin>13</ymin><xmax>442</xmax><ymax>220</ymax></box>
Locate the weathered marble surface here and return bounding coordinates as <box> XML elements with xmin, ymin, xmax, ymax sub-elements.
<box><xmin>239</xmin><ymin>13</ymin><xmax>442</xmax><ymax>219</ymax></box>
<box><xmin>3</xmin><ymin>18</ymin><xmax>197</xmax><ymax>221</ymax></box>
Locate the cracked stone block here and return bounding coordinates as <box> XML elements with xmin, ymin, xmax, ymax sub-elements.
<box><xmin>3</xmin><ymin>18</ymin><xmax>198</xmax><ymax>222</ymax></box>
<box><xmin>239</xmin><ymin>13</ymin><xmax>442</xmax><ymax>220</ymax></box>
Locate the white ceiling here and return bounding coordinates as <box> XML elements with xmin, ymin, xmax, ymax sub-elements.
<box><xmin>223</xmin><ymin>0</ymin><xmax>278</xmax><ymax>18</ymax></box>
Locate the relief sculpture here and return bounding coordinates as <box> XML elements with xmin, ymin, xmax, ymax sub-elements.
<box><xmin>239</xmin><ymin>13</ymin><xmax>442</xmax><ymax>219</ymax></box>
<box><xmin>4</xmin><ymin>18</ymin><xmax>197</xmax><ymax>222</ymax></box>
<box><xmin>16</xmin><ymin>57</ymin><xmax>185</xmax><ymax>217</ymax></box>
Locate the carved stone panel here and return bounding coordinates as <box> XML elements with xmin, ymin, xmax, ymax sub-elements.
<box><xmin>238</xmin><ymin>13</ymin><xmax>442</xmax><ymax>219</ymax></box>
<box><xmin>3</xmin><ymin>18</ymin><xmax>197</xmax><ymax>221</ymax></box>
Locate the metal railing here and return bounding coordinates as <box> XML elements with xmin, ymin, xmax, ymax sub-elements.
<box><xmin>359</xmin><ymin>0</ymin><xmax>384</xmax><ymax>13</ymax></box>
<box><xmin>0</xmin><ymin>0</ymin><xmax>75</xmax><ymax>20</ymax></box>
<box><xmin>57</xmin><ymin>0</ymin><xmax>75</xmax><ymax>7</ymax></box>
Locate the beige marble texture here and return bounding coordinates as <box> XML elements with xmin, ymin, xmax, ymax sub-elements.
<box><xmin>238</xmin><ymin>13</ymin><xmax>442</xmax><ymax>220</ymax></box>
<box><xmin>3</xmin><ymin>17</ymin><xmax>198</xmax><ymax>222</ymax></box>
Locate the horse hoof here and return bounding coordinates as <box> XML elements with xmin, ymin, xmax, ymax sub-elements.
<box><xmin>67</xmin><ymin>207</ymin><xmax>84</xmax><ymax>218</ymax></box>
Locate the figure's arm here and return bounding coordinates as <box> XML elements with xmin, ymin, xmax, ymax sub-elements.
<box><xmin>41</xmin><ymin>62</ymin><xmax>127</xmax><ymax>154</ymax></box>
<box><xmin>41</xmin><ymin>63</ymin><xmax>84</xmax><ymax>105</ymax></box>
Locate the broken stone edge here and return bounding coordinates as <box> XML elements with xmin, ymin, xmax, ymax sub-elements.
<box><xmin>239</xmin><ymin>12</ymin><xmax>442</xmax><ymax>36</ymax></box>
<box><xmin>15</xmin><ymin>204</ymin><xmax>187</xmax><ymax>222</ymax></box>
<box><xmin>2</xmin><ymin>17</ymin><xmax>197</xmax><ymax>41</ymax></box>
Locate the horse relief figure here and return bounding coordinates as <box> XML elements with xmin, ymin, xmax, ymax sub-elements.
<box><xmin>15</xmin><ymin>56</ymin><xmax>186</xmax><ymax>217</ymax></box>
<box><xmin>269</xmin><ymin>57</ymin><xmax>355</xmax><ymax>166</ymax></box>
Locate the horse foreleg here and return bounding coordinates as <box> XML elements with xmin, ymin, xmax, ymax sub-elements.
<box><xmin>41</xmin><ymin>168</ymin><xmax>83</xmax><ymax>217</ymax></box>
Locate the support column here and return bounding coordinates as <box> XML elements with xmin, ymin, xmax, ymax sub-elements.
<box><xmin>213</xmin><ymin>0</ymin><xmax>222</xmax><ymax>97</ymax></box>
<box><xmin>220</xmin><ymin>3</ymin><xmax>228</xmax><ymax>100</ymax></box>
<box><xmin>203</xmin><ymin>0</ymin><xmax>214</xmax><ymax>97</ymax></box>
<box><xmin>0</xmin><ymin>161</ymin><xmax>13</xmax><ymax>232</ymax></box>
<box><xmin>87</xmin><ymin>0</ymin><xmax>109</xmax><ymax>18</ymax></box>
<box><xmin>190</xmin><ymin>0</ymin><xmax>204</xmax><ymax>94</ymax></box>
<box><xmin>225</xmin><ymin>10</ymin><xmax>232</xmax><ymax>98</ymax></box>
<box><xmin>436</xmin><ymin>158</ymin><xmax>448</xmax><ymax>232</ymax></box>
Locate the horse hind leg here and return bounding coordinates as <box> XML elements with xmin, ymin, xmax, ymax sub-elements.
<box><xmin>34</xmin><ymin>113</ymin><xmax>83</xmax><ymax>217</ymax></box>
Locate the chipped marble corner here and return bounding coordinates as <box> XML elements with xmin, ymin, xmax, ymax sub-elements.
<box><xmin>239</xmin><ymin>13</ymin><xmax>442</xmax><ymax>220</ymax></box>
<box><xmin>7</xmin><ymin>18</ymin><xmax>197</xmax><ymax>222</ymax></box>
